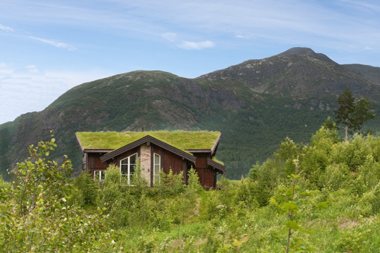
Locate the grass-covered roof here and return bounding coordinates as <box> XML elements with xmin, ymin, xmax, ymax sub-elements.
<box><xmin>76</xmin><ymin>130</ymin><xmax>220</xmax><ymax>151</ymax></box>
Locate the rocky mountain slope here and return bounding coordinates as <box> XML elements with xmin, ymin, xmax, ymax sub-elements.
<box><xmin>1</xmin><ymin>47</ymin><xmax>380</xmax><ymax>180</ymax></box>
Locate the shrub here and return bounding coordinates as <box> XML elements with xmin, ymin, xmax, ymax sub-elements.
<box><xmin>235</xmin><ymin>178</ymin><xmax>259</xmax><ymax>210</ymax></box>
<box><xmin>156</xmin><ymin>169</ymin><xmax>185</xmax><ymax>196</ymax></box>
<box><xmin>319</xmin><ymin>163</ymin><xmax>349</xmax><ymax>191</ymax></box>
<box><xmin>187</xmin><ymin>167</ymin><xmax>203</xmax><ymax>193</ymax></box>
<box><xmin>72</xmin><ymin>172</ymin><xmax>99</xmax><ymax>207</ymax></box>
<box><xmin>0</xmin><ymin>175</ymin><xmax>10</xmax><ymax>201</ymax></box>
<box><xmin>0</xmin><ymin>137</ymin><xmax>112</xmax><ymax>252</ymax></box>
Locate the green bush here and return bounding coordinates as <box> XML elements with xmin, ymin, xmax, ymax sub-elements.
<box><xmin>0</xmin><ymin>137</ymin><xmax>112</xmax><ymax>252</ymax></box>
<box><xmin>187</xmin><ymin>167</ymin><xmax>203</xmax><ymax>193</ymax></box>
<box><xmin>235</xmin><ymin>178</ymin><xmax>259</xmax><ymax>210</ymax></box>
<box><xmin>320</xmin><ymin>163</ymin><xmax>349</xmax><ymax>191</ymax></box>
<box><xmin>71</xmin><ymin>172</ymin><xmax>99</xmax><ymax>207</ymax></box>
<box><xmin>0</xmin><ymin>175</ymin><xmax>10</xmax><ymax>201</ymax></box>
<box><xmin>155</xmin><ymin>169</ymin><xmax>185</xmax><ymax>197</ymax></box>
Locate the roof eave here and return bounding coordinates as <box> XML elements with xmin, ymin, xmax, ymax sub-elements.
<box><xmin>75</xmin><ymin>133</ymin><xmax>84</xmax><ymax>151</ymax></box>
<box><xmin>186</xmin><ymin>149</ymin><xmax>212</xmax><ymax>153</ymax></box>
<box><xmin>83</xmin><ymin>149</ymin><xmax>114</xmax><ymax>153</ymax></box>
<box><xmin>207</xmin><ymin>158</ymin><xmax>226</xmax><ymax>174</ymax></box>
<box><xmin>210</xmin><ymin>133</ymin><xmax>221</xmax><ymax>156</ymax></box>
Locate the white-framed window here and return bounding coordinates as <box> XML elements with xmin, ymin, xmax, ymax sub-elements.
<box><xmin>154</xmin><ymin>153</ymin><xmax>161</xmax><ymax>185</ymax></box>
<box><xmin>94</xmin><ymin>170</ymin><xmax>106</xmax><ymax>181</ymax></box>
<box><xmin>120</xmin><ymin>153</ymin><xmax>137</xmax><ymax>185</ymax></box>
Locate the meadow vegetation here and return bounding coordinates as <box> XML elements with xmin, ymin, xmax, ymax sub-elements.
<box><xmin>76</xmin><ymin>130</ymin><xmax>220</xmax><ymax>151</ymax></box>
<box><xmin>1</xmin><ymin>126</ymin><xmax>380</xmax><ymax>252</ymax></box>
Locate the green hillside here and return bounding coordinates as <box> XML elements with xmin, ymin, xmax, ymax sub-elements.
<box><xmin>1</xmin><ymin>47</ymin><xmax>380</xmax><ymax>180</ymax></box>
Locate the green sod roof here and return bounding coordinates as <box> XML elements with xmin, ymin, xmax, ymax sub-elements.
<box><xmin>76</xmin><ymin>130</ymin><xmax>221</xmax><ymax>151</ymax></box>
<box><xmin>212</xmin><ymin>156</ymin><xmax>224</xmax><ymax>166</ymax></box>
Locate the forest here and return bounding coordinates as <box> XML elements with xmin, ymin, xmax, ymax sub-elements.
<box><xmin>1</xmin><ymin>121</ymin><xmax>380</xmax><ymax>252</ymax></box>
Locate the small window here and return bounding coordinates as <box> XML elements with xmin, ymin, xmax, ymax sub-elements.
<box><xmin>120</xmin><ymin>153</ymin><xmax>137</xmax><ymax>185</ymax></box>
<box><xmin>94</xmin><ymin>170</ymin><xmax>106</xmax><ymax>181</ymax></box>
<box><xmin>154</xmin><ymin>153</ymin><xmax>161</xmax><ymax>185</ymax></box>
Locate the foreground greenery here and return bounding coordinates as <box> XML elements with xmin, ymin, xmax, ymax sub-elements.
<box><xmin>2</xmin><ymin>127</ymin><xmax>380</xmax><ymax>252</ymax></box>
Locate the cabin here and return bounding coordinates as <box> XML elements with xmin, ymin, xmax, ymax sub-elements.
<box><xmin>75</xmin><ymin>131</ymin><xmax>226</xmax><ymax>188</ymax></box>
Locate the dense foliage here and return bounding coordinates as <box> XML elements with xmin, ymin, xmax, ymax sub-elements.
<box><xmin>2</xmin><ymin>127</ymin><xmax>380</xmax><ymax>252</ymax></box>
<box><xmin>0</xmin><ymin>137</ymin><xmax>113</xmax><ymax>252</ymax></box>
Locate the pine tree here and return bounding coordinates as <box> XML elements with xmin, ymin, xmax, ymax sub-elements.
<box><xmin>352</xmin><ymin>98</ymin><xmax>375</xmax><ymax>134</ymax></box>
<box><xmin>335</xmin><ymin>87</ymin><xmax>355</xmax><ymax>142</ymax></box>
<box><xmin>334</xmin><ymin>87</ymin><xmax>376</xmax><ymax>141</ymax></box>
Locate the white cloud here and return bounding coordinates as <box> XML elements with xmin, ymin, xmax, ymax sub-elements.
<box><xmin>161</xmin><ymin>32</ymin><xmax>177</xmax><ymax>42</ymax></box>
<box><xmin>161</xmin><ymin>32</ymin><xmax>214</xmax><ymax>50</ymax></box>
<box><xmin>0</xmin><ymin>63</ymin><xmax>13</xmax><ymax>80</ymax></box>
<box><xmin>0</xmin><ymin>63</ymin><xmax>111</xmax><ymax>124</ymax></box>
<box><xmin>178</xmin><ymin>40</ymin><xmax>214</xmax><ymax>50</ymax></box>
<box><xmin>2</xmin><ymin>0</ymin><xmax>379</xmax><ymax>54</ymax></box>
<box><xmin>26</xmin><ymin>65</ymin><xmax>39</xmax><ymax>73</ymax></box>
<box><xmin>0</xmin><ymin>24</ymin><xmax>13</xmax><ymax>32</ymax></box>
<box><xmin>30</xmin><ymin>36</ymin><xmax>76</xmax><ymax>51</ymax></box>
<box><xmin>339</xmin><ymin>0</ymin><xmax>380</xmax><ymax>12</ymax></box>
<box><xmin>235</xmin><ymin>34</ymin><xmax>255</xmax><ymax>39</ymax></box>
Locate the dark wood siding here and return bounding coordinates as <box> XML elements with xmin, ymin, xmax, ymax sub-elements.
<box><xmin>153</xmin><ymin>145</ymin><xmax>184</xmax><ymax>175</ymax></box>
<box><xmin>204</xmin><ymin>167</ymin><xmax>217</xmax><ymax>188</ymax></box>
<box><xmin>84</xmin><ymin>146</ymin><xmax>220</xmax><ymax>188</ymax></box>
<box><xmin>109</xmin><ymin>147</ymin><xmax>139</xmax><ymax>167</ymax></box>
<box><xmin>87</xmin><ymin>153</ymin><xmax>108</xmax><ymax>176</ymax></box>
<box><xmin>193</xmin><ymin>153</ymin><xmax>217</xmax><ymax>188</ymax></box>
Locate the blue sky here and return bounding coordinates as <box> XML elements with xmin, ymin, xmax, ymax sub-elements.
<box><xmin>1</xmin><ymin>0</ymin><xmax>379</xmax><ymax>124</ymax></box>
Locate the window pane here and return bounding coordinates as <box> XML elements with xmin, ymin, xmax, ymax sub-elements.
<box><xmin>121</xmin><ymin>165</ymin><xmax>128</xmax><ymax>175</ymax></box>
<box><xmin>130</xmin><ymin>154</ymin><xmax>136</xmax><ymax>164</ymax></box>
<box><xmin>154</xmin><ymin>154</ymin><xmax>160</xmax><ymax>165</ymax></box>
<box><xmin>154</xmin><ymin>164</ymin><xmax>159</xmax><ymax>174</ymax></box>
<box><xmin>120</xmin><ymin>153</ymin><xmax>138</xmax><ymax>185</ymax></box>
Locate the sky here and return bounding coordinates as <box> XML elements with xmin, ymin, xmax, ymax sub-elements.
<box><xmin>1</xmin><ymin>0</ymin><xmax>380</xmax><ymax>124</ymax></box>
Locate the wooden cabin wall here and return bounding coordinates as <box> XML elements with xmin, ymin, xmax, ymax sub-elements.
<box><xmin>87</xmin><ymin>153</ymin><xmax>108</xmax><ymax>176</ymax></box>
<box><xmin>153</xmin><ymin>145</ymin><xmax>183</xmax><ymax>175</ymax></box>
<box><xmin>193</xmin><ymin>153</ymin><xmax>216</xmax><ymax>188</ymax></box>
<box><xmin>85</xmin><ymin>147</ymin><xmax>219</xmax><ymax>188</ymax></box>
<box><xmin>110</xmin><ymin>147</ymin><xmax>140</xmax><ymax>167</ymax></box>
<box><xmin>204</xmin><ymin>167</ymin><xmax>217</xmax><ymax>188</ymax></box>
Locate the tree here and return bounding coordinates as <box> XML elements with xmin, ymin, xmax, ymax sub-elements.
<box><xmin>322</xmin><ymin>116</ymin><xmax>338</xmax><ymax>131</ymax></box>
<box><xmin>334</xmin><ymin>87</ymin><xmax>375</xmax><ymax>141</ymax></box>
<box><xmin>0</xmin><ymin>136</ymin><xmax>113</xmax><ymax>252</ymax></box>
<box><xmin>334</xmin><ymin>87</ymin><xmax>355</xmax><ymax>142</ymax></box>
<box><xmin>352</xmin><ymin>98</ymin><xmax>375</xmax><ymax>134</ymax></box>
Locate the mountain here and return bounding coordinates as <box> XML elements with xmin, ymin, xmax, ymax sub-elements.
<box><xmin>1</xmin><ymin>47</ymin><xmax>380</xmax><ymax>180</ymax></box>
<box><xmin>343</xmin><ymin>64</ymin><xmax>380</xmax><ymax>86</ymax></box>
<box><xmin>199</xmin><ymin>47</ymin><xmax>379</xmax><ymax>99</ymax></box>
